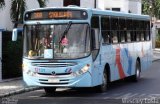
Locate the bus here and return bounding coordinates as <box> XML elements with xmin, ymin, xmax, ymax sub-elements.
<box><xmin>12</xmin><ymin>6</ymin><xmax>152</xmax><ymax>94</ymax></box>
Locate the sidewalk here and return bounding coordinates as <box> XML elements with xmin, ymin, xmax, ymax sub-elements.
<box><xmin>0</xmin><ymin>48</ymin><xmax>160</xmax><ymax>98</ymax></box>
<box><xmin>0</xmin><ymin>78</ymin><xmax>39</xmax><ymax>98</ymax></box>
<box><xmin>153</xmin><ymin>48</ymin><xmax>160</xmax><ymax>61</ymax></box>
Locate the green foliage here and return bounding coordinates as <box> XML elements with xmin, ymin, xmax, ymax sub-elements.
<box><xmin>37</xmin><ymin>0</ymin><xmax>48</xmax><ymax>7</ymax></box>
<box><xmin>156</xmin><ymin>40</ymin><xmax>160</xmax><ymax>48</ymax></box>
<box><xmin>0</xmin><ymin>0</ymin><xmax>5</xmax><ymax>8</ymax></box>
<box><xmin>142</xmin><ymin>0</ymin><xmax>160</xmax><ymax>19</ymax></box>
<box><xmin>142</xmin><ymin>0</ymin><xmax>150</xmax><ymax>15</ymax></box>
<box><xmin>10</xmin><ymin>0</ymin><xmax>26</xmax><ymax>25</ymax></box>
<box><xmin>10</xmin><ymin>0</ymin><xmax>47</xmax><ymax>27</ymax></box>
<box><xmin>2</xmin><ymin>31</ymin><xmax>23</xmax><ymax>79</ymax></box>
<box><xmin>156</xmin><ymin>29</ymin><xmax>160</xmax><ymax>41</ymax></box>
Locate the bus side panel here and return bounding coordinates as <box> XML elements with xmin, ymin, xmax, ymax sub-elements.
<box><xmin>101</xmin><ymin>44</ymin><xmax>117</xmax><ymax>81</ymax></box>
<box><xmin>120</xmin><ymin>43</ymin><xmax>136</xmax><ymax>77</ymax></box>
<box><xmin>92</xmin><ymin>53</ymin><xmax>103</xmax><ymax>86</ymax></box>
<box><xmin>133</xmin><ymin>42</ymin><xmax>152</xmax><ymax>72</ymax></box>
<box><xmin>127</xmin><ymin>43</ymin><xmax>136</xmax><ymax>76</ymax></box>
<box><xmin>141</xmin><ymin>41</ymin><xmax>152</xmax><ymax>71</ymax></box>
<box><xmin>93</xmin><ymin>41</ymin><xmax>152</xmax><ymax>84</ymax></box>
<box><xmin>112</xmin><ymin>43</ymin><xmax>136</xmax><ymax>80</ymax></box>
<box><xmin>148</xmin><ymin>41</ymin><xmax>153</xmax><ymax>68</ymax></box>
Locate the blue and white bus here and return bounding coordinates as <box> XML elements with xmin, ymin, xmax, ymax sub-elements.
<box><xmin>12</xmin><ymin>6</ymin><xmax>152</xmax><ymax>93</ymax></box>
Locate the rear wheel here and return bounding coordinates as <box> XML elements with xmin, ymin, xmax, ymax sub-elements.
<box><xmin>44</xmin><ymin>87</ymin><xmax>56</xmax><ymax>94</ymax></box>
<box><xmin>132</xmin><ymin>60</ymin><xmax>141</xmax><ymax>82</ymax></box>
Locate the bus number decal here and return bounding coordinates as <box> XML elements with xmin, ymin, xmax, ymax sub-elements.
<box><xmin>33</xmin><ymin>12</ymin><xmax>43</xmax><ymax>19</ymax></box>
<box><xmin>35</xmin><ymin>67</ymin><xmax>45</xmax><ymax>73</ymax></box>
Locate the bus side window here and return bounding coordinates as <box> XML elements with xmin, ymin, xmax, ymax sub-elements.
<box><xmin>126</xmin><ymin>19</ymin><xmax>133</xmax><ymax>42</ymax></box>
<box><xmin>91</xmin><ymin>16</ymin><xmax>99</xmax><ymax>28</ymax></box>
<box><xmin>126</xmin><ymin>19</ymin><xmax>132</xmax><ymax>42</ymax></box>
<box><xmin>111</xmin><ymin>17</ymin><xmax>119</xmax><ymax>43</ymax></box>
<box><xmin>91</xmin><ymin>16</ymin><xmax>100</xmax><ymax>60</ymax></box>
<box><xmin>140</xmin><ymin>21</ymin><xmax>145</xmax><ymax>41</ymax></box>
<box><xmin>91</xmin><ymin>16</ymin><xmax>100</xmax><ymax>50</ymax></box>
<box><xmin>91</xmin><ymin>29</ymin><xmax>100</xmax><ymax>49</ymax></box>
<box><xmin>101</xmin><ymin>16</ymin><xmax>111</xmax><ymax>44</ymax></box>
<box><xmin>134</xmin><ymin>20</ymin><xmax>141</xmax><ymax>41</ymax></box>
<box><xmin>144</xmin><ymin>21</ymin><xmax>150</xmax><ymax>41</ymax></box>
<box><xmin>119</xmin><ymin>18</ymin><xmax>127</xmax><ymax>42</ymax></box>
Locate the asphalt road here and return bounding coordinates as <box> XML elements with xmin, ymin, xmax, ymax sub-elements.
<box><xmin>2</xmin><ymin>60</ymin><xmax>160</xmax><ymax>104</ymax></box>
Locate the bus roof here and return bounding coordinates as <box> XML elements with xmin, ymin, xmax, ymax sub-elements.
<box><xmin>91</xmin><ymin>9</ymin><xmax>150</xmax><ymax>20</ymax></box>
<box><xmin>25</xmin><ymin>6</ymin><xmax>150</xmax><ymax>20</ymax></box>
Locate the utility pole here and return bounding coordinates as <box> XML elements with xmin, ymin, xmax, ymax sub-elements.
<box><xmin>149</xmin><ymin>0</ymin><xmax>156</xmax><ymax>49</ymax></box>
<box><xmin>94</xmin><ymin>0</ymin><xmax>96</xmax><ymax>8</ymax></box>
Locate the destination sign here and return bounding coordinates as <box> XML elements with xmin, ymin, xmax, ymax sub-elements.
<box><xmin>24</xmin><ymin>9</ymin><xmax>88</xmax><ymax>20</ymax></box>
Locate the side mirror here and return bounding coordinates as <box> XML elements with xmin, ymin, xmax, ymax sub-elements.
<box><xmin>12</xmin><ymin>28</ymin><xmax>18</xmax><ymax>41</ymax></box>
<box><xmin>12</xmin><ymin>28</ymin><xmax>23</xmax><ymax>41</ymax></box>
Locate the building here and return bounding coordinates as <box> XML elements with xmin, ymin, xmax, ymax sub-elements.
<box><xmin>100</xmin><ymin>0</ymin><xmax>141</xmax><ymax>14</ymax></box>
<box><xmin>0</xmin><ymin>0</ymin><xmax>142</xmax><ymax>31</ymax></box>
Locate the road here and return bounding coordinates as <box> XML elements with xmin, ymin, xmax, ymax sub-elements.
<box><xmin>2</xmin><ymin>60</ymin><xmax>160</xmax><ymax>104</ymax></box>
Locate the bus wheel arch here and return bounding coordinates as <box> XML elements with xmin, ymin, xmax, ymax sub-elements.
<box><xmin>137</xmin><ymin>57</ymin><xmax>141</xmax><ymax>72</ymax></box>
<box><xmin>132</xmin><ymin>57</ymin><xmax>141</xmax><ymax>82</ymax></box>
<box><xmin>96</xmin><ymin>63</ymin><xmax>110</xmax><ymax>92</ymax></box>
<box><xmin>104</xmin><ymin>63</ymin><xmax>111</xmax><ymax>84</ymax></box>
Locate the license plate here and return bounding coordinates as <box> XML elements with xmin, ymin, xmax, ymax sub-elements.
<box><xmin>48</xmin><ymin>79</ymin><xmax>59</xmax><ymax>83</ymax></box>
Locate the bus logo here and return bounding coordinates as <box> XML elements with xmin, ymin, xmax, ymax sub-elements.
<box><xmin>51</xmin><ymin>71</ymin><xmax>56</xmax><ymax>75</ymax></box>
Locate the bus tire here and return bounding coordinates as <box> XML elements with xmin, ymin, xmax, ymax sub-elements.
<box><xmin>44</xmin><ymin>87</ymin><xmax>56</xmax><ymax>94</ymax></box>
<box><xmin>132</xmin><ymin>60</ymin><xmax>141</xmax><ymax>82</ymax></box>
<box><xmin>96</xmin><ymin>70</ymin><xmax>108</xmax><ymax>92</ymax></box>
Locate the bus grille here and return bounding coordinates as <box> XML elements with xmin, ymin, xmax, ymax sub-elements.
<box><xmin>31</xmin><ymin>62</ymin><xmax>77</xmax><ymax>67</ymax></box>
<box><xmin>39</xmin><ymin>79</ymin><xmax>69</xmax><ymax>85</ymax></box>
<box><xmin>38</xmin><ymin>72</ymin><xmax>71</xmax><ymax>76</ymax></box>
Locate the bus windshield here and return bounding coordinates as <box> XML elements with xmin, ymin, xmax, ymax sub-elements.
<box><xmin>23</xmin><ymin>23</ymin><xmax>90</xmax><ymax>59</ymax></box>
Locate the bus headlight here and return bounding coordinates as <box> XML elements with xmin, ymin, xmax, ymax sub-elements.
<box><xmin>22</xmin><ymin>63</ymin><xmax>28</xmax><ymax>72</ymax></box>
<box><xmin>22</xmin><ymin>63</ymin><xmax>36</xmax><ymax>76</ymax></box>
<box><xmin>72</xmin><ymin>64</ymin><xmax>90</xmax><ymax>76</ymax></box>
<box><xmin>26</xmin><ymin>70</ymin><xmax>36</xmax><ymax>76</ymax></box>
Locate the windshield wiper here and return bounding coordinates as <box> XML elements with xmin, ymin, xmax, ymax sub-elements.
<box><xmin>63</xmin><ymin>21</ymin><xmax>72</xmax><ymax>36</ymax></box>
<box><xmin>59</xmin><ymin>21</ymin><xmax>72</xmax><ymax>43</ymax></box>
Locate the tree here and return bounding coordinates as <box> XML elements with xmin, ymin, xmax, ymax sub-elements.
<box><xmin>0</xmin><ymin>0</ymin><xmax>5</xmax><ymax>8</ymax></box>
<box><xmin>142</xmin><ymin>0</ymin><xmax>160</xmax><ymax>19</ymax></box>
<box><xmin>10</xmin><ymin>0</ymin><xmax>48</xmax><ymax>28</ymax></box>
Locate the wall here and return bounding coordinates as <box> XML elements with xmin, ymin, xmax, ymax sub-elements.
<box><xmin>103</xmin><ymin>0</ymin><xmax>141</xmax><ymax>14</ymax></box>
<box><xmin>104</xmin><ymin>0</ymin><xmax>123</xmax><ymax>10</ymax></box>
<box><xmin>46</xmin><ymin>0</ymin><xmax>63</xmax><ymax>7</ymax></box>
<box><xmin>129</xmin><ymin>0</ymin><xmax>141</xmax><ymax>14</ymax></box>
<box><xmin>81</xmin><ymin>0</ymin><xmax>94</xmax><ymax>8</ymax></box>
<box><xmin>0</xmin><ymin>29</ymin><xmax>2</xmax><ymax>81</ymax></box>
<box><xmin>0</xmin><ymin>1</ymin><xmax>13</xmax><ymax>31</ymax></box>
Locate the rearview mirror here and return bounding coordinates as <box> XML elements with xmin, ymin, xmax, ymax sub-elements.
<box><xmin>12</xmin><ymin>28</ymin><xmax>23</xmax><ymax>41</ymax></box>
<box><xmin>12</xmin><ymin>28</ymin><xmax>18</xmax><ymax>41</ymax></box>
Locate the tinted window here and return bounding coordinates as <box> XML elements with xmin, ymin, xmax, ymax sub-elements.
<box><xmin>101</xmin><ymin>16</ymin><xmax>111</xmax><ymax>43</ymax></box>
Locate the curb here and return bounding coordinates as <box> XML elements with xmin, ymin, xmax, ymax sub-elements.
<box><xmin>153</xmin><ymin>59</ymin><xmax>160</xmax><ymax>62</ymax></box>
<box><xmin>0</xmin><ymin>87</ymin><xmax>41</xmax><ymax>98</ymax></box>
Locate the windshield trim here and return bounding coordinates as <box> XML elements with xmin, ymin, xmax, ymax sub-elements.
<box><xmin>23</xmin><ymin>23</ymin><xmax>91</xmax><ymax>60</ymax></box>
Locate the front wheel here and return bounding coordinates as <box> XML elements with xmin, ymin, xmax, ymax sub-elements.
<box><xmin>96</xmin><ymin>70</ymin><xmax>108</xmax><ymax>92</ymax></box>
<box><xmin>44</xmin><ymin>87</ymin><xmax>56</xmax><ymax>94</ymax></box>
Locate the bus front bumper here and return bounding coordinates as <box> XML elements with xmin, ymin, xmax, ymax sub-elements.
<box><xmin>23</xmin><ymin>72</ymin><xmax>92</xmax><ymax>87</ymax></box>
